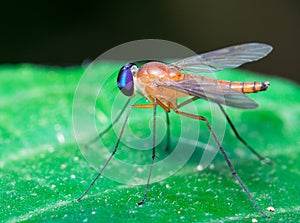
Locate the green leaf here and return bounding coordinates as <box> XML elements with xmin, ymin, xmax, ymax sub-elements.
<box><xmin>1</xmin><ymin>64</ymin><xmax>299</xmax><ymax>222</ymax></box>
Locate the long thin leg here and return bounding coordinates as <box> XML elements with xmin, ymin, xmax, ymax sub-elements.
<box><xmin>164</xmin><ymin>111</ymin><xmax>170</xmax><ymax>151</ymax></box>
<box><xmin>177</xmin><ymin>97</ymin><xmax>272</xmax><ymax>165</ymax></box>
<box><xmin>84</xmin><ymin>98</ymin><xmax>131</xmax><ymax>148</ymax></box>
<box><xmin>177</xmin><ymin>96</ymin><xmax>198</xmax><ymax>109</ymax></box>
<box><xmin>218</xmin><ymin>104</ymin><xmax>273</xmax><ymax>165</ymax></box>
<box><xmin>137</xmin><ymin>98</ymin><xmax>157</xmax><ymax>206</ymax></box>
<box><xmin>77</xmin><ymin>102</ymin><xmax>153</xmax><ymax>201</ymax></box>
<box><xmin>174</xmin><ymin>110</ymin><xmax>270</xmax><ymax>219</ymax></box>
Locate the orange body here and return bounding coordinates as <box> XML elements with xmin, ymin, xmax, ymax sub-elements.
<box><xmin>136</xmin><ymin>62</ymin><xmax>269</xmax><ymax>111</ymax></box>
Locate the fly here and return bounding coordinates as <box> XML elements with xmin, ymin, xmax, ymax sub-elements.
<box><xmin>77</xmin><ymin>43</ymin><xmax>273</xmax><ymax>219</ymax></box>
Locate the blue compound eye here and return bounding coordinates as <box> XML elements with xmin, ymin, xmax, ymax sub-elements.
<box><xmin>117</xmin><ymin>63</ymin><xmax>137</xmax><ymax>96</ymax></box>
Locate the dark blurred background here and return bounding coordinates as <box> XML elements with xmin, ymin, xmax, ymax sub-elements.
<box><xmin>1</xmin><ymin>0</ymin><xmax>299</xmax><ymax>82</ymax></box>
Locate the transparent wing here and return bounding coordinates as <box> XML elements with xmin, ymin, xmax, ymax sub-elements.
<box><xmin>170</xmin><ymin>43</ymin><xmax>273</xmax><ymax>73</ymax></box>
<box><xmin>156</xmin><ymin>77</ymin><xmax>259</xmax><ymax>109</ymax></box>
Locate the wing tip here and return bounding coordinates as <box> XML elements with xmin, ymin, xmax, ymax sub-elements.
<box><xmin>246</xmin><ymin>42</ymin><xmax>273</xmax><ymax>54</ymax></box>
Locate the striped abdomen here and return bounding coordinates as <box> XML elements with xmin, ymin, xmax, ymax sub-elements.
<box><xmin>217</xmin><ymin>80</ymin><xmax>270</xmax><ymax>94</ymax></box>
<box><xmin>186</xmin><ymin>75</ymin><xmax>270</xmax><ymax>94</ymax></box>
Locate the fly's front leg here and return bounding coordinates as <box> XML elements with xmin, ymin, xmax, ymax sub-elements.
<box><xmin>83</xmin><ymin>98</ymin><xmax>131</xmax><ymax>149</ymax></box>
<box><xmin>77</xmin><ymin>102</ymin><xmax>154</xmax><ymax>202</ymax></box>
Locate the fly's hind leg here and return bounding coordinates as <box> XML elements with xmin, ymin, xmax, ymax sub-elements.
<box><xmin>217</xmin><ymin>104</ymin><xmax>274</xmax><ymax>165</ymax></box>
<box><xmin>174</xmin><ymin>109</ymin><xmax>270</xmax><ymax>219</ymax></box>
<box><xmin>177</xmin><ymin>96</ymin><xmax>273</xmax><ymax>165</ymax></box>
